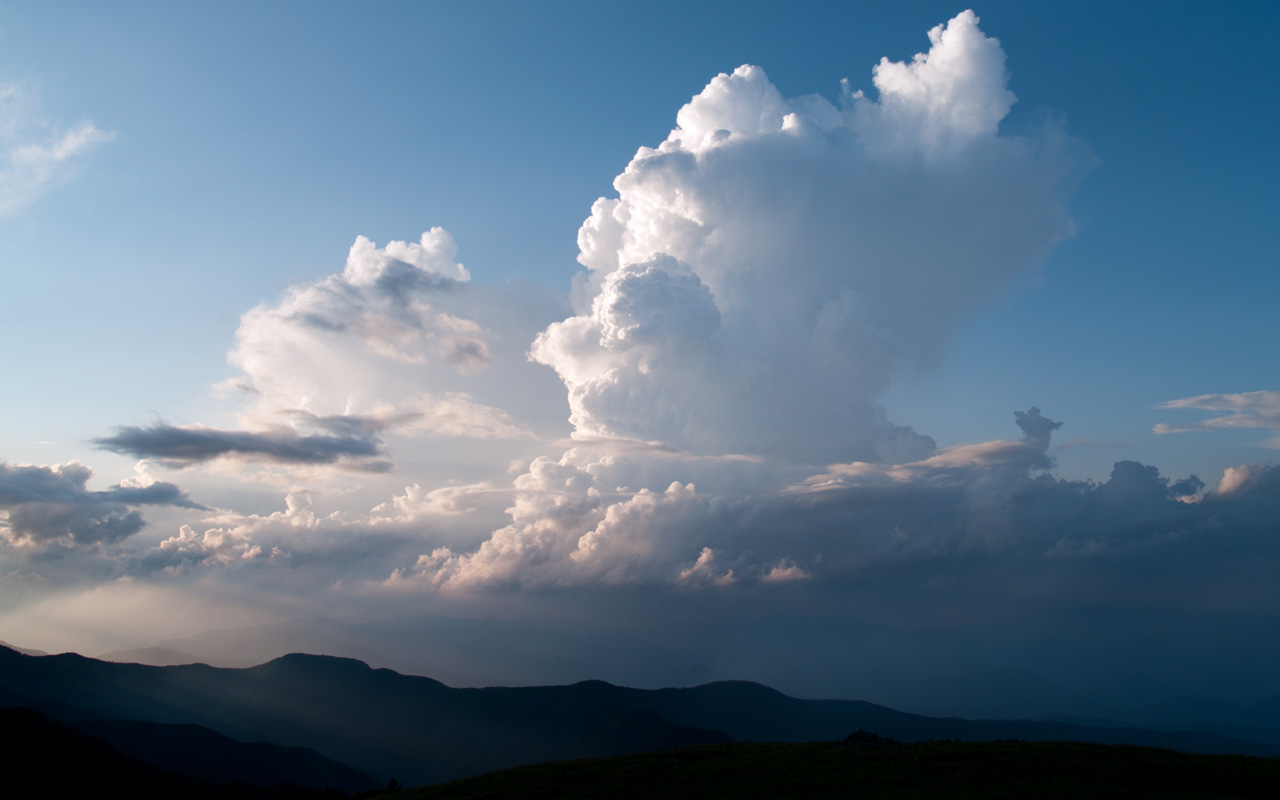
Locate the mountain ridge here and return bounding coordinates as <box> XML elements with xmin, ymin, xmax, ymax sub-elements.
<box><xmin>3</xmin><ymin>643</ymin><xmax>1276</xmax><ymax>788</ymax></box>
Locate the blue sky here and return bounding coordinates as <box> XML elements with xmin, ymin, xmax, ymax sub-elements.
<box><xmin>1</xmin><ymin>2</ymin><xmax>1278</xmax><ymax>715</ymax></box>
<box><xmin>2</xmin><ymin>1</ymin><xmax>1276</xmax><ymax>480</ymax></box>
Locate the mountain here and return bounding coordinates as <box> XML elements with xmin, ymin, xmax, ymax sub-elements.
<box><xmin>0</xmin><ymin>645</ymin><xmax>729</xmax><ymax>786</ymax></box>
<box><xmin>99</xmin><ymin>646</ymin><xmax>206</xmax><ymax>666</ymax></box>
<box><xmin>74</xmin><ymin>718</ymin><xmax>379</xmax><ymax>793</ymax></box>
<box><xmin>2</xmin><ymin>643</ymin><xmax>1276</xmax><ymax>789</ymax></box>
<box><xmin>398</xmin><ymin>740</ymin><xmax>1280</xmax><ymax>800</ymax></box>
<box><xmin>0</xmin><ymin>638</ymin><xmax>47</xmax><ymax>656</ymax></box>
<box><xmin>0</xmin><ymin>706</ymin><xmax>366</xmax><ymax>798</ymax></box>
<box><xmin>142</xmin><ymin>614</ymin><xmax>726</xmax><ymax>688</ymax></box>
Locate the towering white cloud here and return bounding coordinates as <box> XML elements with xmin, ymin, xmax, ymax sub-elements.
<box><xmin>397</xmin><ymin>10</ymin><xmax>1089</xmax><ymax>591</ymax></box>
<box><xmin>535</xmin><ymin>10</ymin><xmax>1082</xmax><ymax>466</ymax></box>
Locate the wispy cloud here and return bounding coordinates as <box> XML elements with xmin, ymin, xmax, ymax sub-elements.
<box><xmin>1154</xmin><ymin>390</ymin><xmax>1280</xmax><ymax>447</ymax></box>
<box><xmin>0</xmin><ymin>82</ymin><xmax>113</xmax><ymax>214</ymax></box>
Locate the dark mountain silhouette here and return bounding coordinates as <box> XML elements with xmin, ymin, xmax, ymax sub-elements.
<box><xmin>75</xmin><ymin>718</ymin><xmax>379</xmax><ymax>793</ymax></box>
<box><xmin>397</xmin><ymin>740</ymin><xmax>1280</xmax><ymax>799</ymax></box>
<box><xmin>0</xmin><ymin>645</ymin><xmax>728</xmax><ymax>786</ymax></box>
<box><xmin>0</xmin><ymin>707</ymin><xmax>359</xmax><ymax>798</ymax></box>
<box><xmin>2</xmin><ymin>643</ymin><xmax>1275</xmax><ymax>789</ymax></box>
<box><xmin>613</xmin><ymin>679</ymin><xmax>1280</xmax><ymax>756</ymax></box>
<box><xmin>0</xmin><ymin>638</ymin><xmax>46</xmax><ymax>656</ymax></box>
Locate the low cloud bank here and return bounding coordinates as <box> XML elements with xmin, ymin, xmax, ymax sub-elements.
<box><xmin>0</xmin><ymin>461</ymin><xmax>203</xmax><ymax>549</ymax></box>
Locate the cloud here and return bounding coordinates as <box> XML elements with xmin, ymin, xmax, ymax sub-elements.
<box><xmin>760</xmin><ymin>559</ymin><xmax>810</xmax><ymax>584</ymax></box>
<box><xmin>8</xmin><ymin>9</ymin><xmax>1280</xmax><ymax>719</ymax></box>
<box><xmin>852</xmin><ymin>9</ymin><xmax>1015</xmax><ymax>155</ymax></box>
<box><xmin>94</xmin><ymin>419</ymin><xmax>393</xmax><ymax>472</ymax></box>
<box><xmin>371</xmin><ymin>481</ymin><xmax>505</xmax><ymax>521</ymax></box>
<box><xmin>231</xmin><ymin>229</ymin><xmax>490</xmax><ymax>407</ymax></box>
<box><xmin>193</xmin><ymin>229</ymin><xmax>569</xmax><ymax>479</ymax></box>
<box><xmin>0</xmin><ymin>461</ymin><xmax>203</xmax><ymax>549</ymax></box>
<box><xmin>535</xmin><ymin>9</ymin><xmax>1084</xmax><ymax>466</ymax></box>
<box><xmin>225</xmin><ymin>230</ymin><xmax>563</xmax><ymax>419</ymax></box>
<box><xmin>676</xmin><ymin>547</ymin><xmax>736</xmax><ymax>587</ymax></box>
<box><xmin>0</xmin><ymin>82</ymin><xmax>113</xmax><ymax>214</ymax></box>
<box><xmin>386</xmin><ymin>394</ymin><xmax>534</xmax><ymax>440</ymax></box>
<box><xmin>370</xmin><ymin>10</ymin><xmax>1092</xmax><ymax>593</ymax></box>
<box><xmin>1154</xmin><ymin>390</ymin><xmax>1280</xmax><ymax>447</ymax></box>
<box><xmin>132</xmin><ymin>494</ymin><xmax>322</xmax><ymax>574</ymax></box>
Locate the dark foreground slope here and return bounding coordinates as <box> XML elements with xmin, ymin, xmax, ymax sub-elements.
<box><xmin>398</xmin><ymin>741</ymin><xmax>1280</xmax><ymax>800</ymax></box>
<box><xmin>2</xmin><ymin>644</ymin><xmax>1276</xmax><ymax>789</ymax></box>
<box><xmin>74</xmin><ymin>718</ymin><xmax>379</xmax><ymax>793</ymax></box>
<box><xmin>0</xmin><ymin>646</ymin><xmax>728</xmax><ymax>786</ymax></box>
<box><xmin>0</xmin><ymin>707</ymin><xmax>361</xmax><ymax>799</ymax></box>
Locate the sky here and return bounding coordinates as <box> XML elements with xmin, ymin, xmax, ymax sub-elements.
<box><xmin>1</xmin><ymin>1</ymin><xmax>1279</xmax><ymax>718</ymax></box>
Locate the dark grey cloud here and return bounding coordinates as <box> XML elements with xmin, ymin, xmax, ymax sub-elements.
<box><xmin>374</xmin><ymin>257</ymin><xmax>461</xmax><ymax>307</ymax></box>
<box><xmin>0</xmin><ymin>461</ymin><xmax>204</xmax><ymax>547</ymax></box>
<box><xmin>94</xmin><ymin>420</ymin><xmax>392</xmax><ymax>472</ymax></box>
<box><xmin>283</xmin><ymin>263</ymin><xmax>459</xmax><ymax>333</ymax></box>
<box><xmin>1015</xmin><ymin>406</ymin><xmax>1063</xmax><ymax>451</ymax></box>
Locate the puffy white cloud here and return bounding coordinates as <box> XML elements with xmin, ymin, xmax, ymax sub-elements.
<box><xmin>853</xmin><ymin>9</ymin><xmax>1015</xmax><ymax>156</ymax></box>
<box><xmin>1155</xmin><ymin>390</ymin><xmax>1280</xmax><ymax>448</ymax></box>
<box><xmin>219</xmin><ymin>230</ymin><xmax>569</xmax><ymax>448</ymax></box>
<box><xmin>537</xmin><ymin>9</ymin><xmax>1082</xmax><ymax>466</ymax></box>
<box><xmin>230</xmin><ymin>229</ymin><xmax>491</xmax><ymax>414</ymax></box>
<box><xmin>96</xmin><ymin>229</ymin><xmax>567</xmax><ymax>494</ymax></box>
<box><xmin>389</xmin><ymin>461</ymin><xmax>738</xmax><ymax>590</ymax></box>
<box><xmin>151</xmin><ymin>523</ymin><xmax>264</xmax><ymax>570</ymax></box>
<box><xmin>343</xmin><ymin>229</ymin><xmax>471</xmax><ymax>285</ymax></box>
<box><xmin>381</xmin><ymin>10</ymin><xmax>1088</xmax><ymax>592</ymax></box>
<box><xmin>137</xmin><ymin>492</ymin><xmax>316</xmax><ymax>573</ymax></box>
<box><xmin>371</xmin><ymin>481</ymin><xmax>503</xmax><ymax>520</ymax></box>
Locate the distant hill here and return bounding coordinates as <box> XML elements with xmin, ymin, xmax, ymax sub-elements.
<box><xmin>0</xmin><ymin>638</ymin><xmax>47</xmax><ymax>656</ymax></box>
<box><xmin>99</xmin><ymin>646</ymin><xmax>206</xmax><ymax>666</ymax></box>
<box><xmin>395</xmin><ymin>740</ymin><xmax>1280</xmax><ymax>799</ymax></box>
<box><xmin>2</xmin><ymin>643</ymin><xmax>1277</xmax><ymax>789</ymax></box>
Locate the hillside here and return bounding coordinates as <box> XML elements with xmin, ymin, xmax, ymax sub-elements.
<box><xmin>3</xmin><ymin>643</ymin><xmax>1278</xmax><ymax>789</ymax></box>
<box><xmin>396</xmin><ymin>740</ymin><xmax>1280</xmax><ymax>800</ymax></box>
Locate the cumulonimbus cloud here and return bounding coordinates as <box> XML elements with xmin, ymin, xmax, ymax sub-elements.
<box><xmin>532</xmin><ymin>9</ymin><xmax>1085</xmax><ymax>466</ymax></box>
<box><xmin>385</xmin><ymin>10</ymin><xmax>1089</xmax><ymax>591</ymax></box>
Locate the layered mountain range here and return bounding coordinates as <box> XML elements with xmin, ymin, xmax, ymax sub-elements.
<box><xmin>4</xmin><ymin>643</ymin><xmax>1279</xmax><ymax>791</ymax></box>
